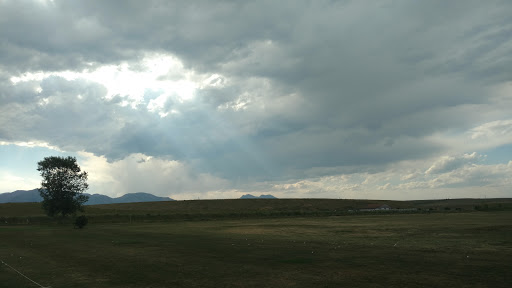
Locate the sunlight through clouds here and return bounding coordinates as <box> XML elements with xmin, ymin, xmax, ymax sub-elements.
<box><xmin>10</xmin><ymin>53</ymin><xmax>204</xmax><ymax>109</ymax></box>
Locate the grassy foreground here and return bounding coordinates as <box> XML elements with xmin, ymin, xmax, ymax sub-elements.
<box><xmin>1</xmin><ymin>211</ymin><xmax>511</xmax><ymax>287</ymax></box>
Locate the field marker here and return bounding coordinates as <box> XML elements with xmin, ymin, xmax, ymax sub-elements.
<box><xmin>1</xmin><ymin>259</ymin><xmax>51</xmax><ymax>288</ymax></box>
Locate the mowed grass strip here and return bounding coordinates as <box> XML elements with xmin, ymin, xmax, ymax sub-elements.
<box><xmin>1</xmin><ymin>211</ymin><xmax>511</xmax><ymax>287</ymax></box>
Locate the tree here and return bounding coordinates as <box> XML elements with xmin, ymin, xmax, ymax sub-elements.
<box><xmin>74</xmin><ymin>215</ymin><xmax>88</xmax><ymax>229</ymax></box>
<box><xmin>37</xmin><ymin>156</ymin><xmax>89</xmax><ymax>217</ymax></box>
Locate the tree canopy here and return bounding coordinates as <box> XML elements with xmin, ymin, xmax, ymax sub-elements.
<box><xmin>37</xmin><ymin>156</ymin><xmax>89</xmax><ymax>217</ymax></box>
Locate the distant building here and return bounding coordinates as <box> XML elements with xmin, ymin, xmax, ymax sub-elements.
<box><xmin>360</xmin><ymin>204</ymin><xmax>391</xmax><ymax>211</ymax></box>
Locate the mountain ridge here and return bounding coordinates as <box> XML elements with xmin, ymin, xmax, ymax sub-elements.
<box><xmin>240</xmin><ymin>194</ymin><xmax>277</xmax><ymax>199</ymax></box>
<box><xmin>0</xmin><ymin>189</ymin><xmax>174</xmax><ymax>205</ymax></box>
<box><xmin>0</xmin><ymin>190</ymin><xmax>278</xmax><ymax>203</ymax></box>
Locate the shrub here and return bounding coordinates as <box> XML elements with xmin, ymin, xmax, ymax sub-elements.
<box><xmin>74</xmin><ymin>215</ymin><xmax>88</xmax><ymax>229</ymax></box>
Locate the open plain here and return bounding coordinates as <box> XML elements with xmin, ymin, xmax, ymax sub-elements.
<box><xmin>1</xmin><ymin>199</ymin><xmax>511</xmax><ymax>287</ymax></box>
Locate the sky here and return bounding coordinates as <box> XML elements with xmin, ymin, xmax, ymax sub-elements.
<box><xmin>1</xmin><ymin>0</ymin><xmax>511</xmax><ymax>200</ymax></box>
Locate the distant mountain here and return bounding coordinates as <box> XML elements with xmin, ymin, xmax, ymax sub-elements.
<box><xmin>0</xmin><ymin>189</ymin><xmax>174</xmax><ymax>205</ymax></box>
<box><xmin>86</xmin><ymin>194</ymin><xmax>115</xmax><ymax>205</ymax></box>
<box><xmin>0</xmin><ymin>189</ymin><xmax>42</xmax><ymax>203</ymax></box>
<box><xmin>240</xmin><ymin>194</ymin><xmax>277</xmax><ymax>199</ymax></box>
<box><xmin>111</xmin><ymin>192</ymin><xmax>173</xmax><ymax>204</ymax></box>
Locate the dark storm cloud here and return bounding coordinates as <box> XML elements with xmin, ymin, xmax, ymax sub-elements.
<box><xmin>0</xmin><ymin>0</ymin><xmax>295</xmax><ymax>72</ymax></box>
<box><xmin>1</xmin><ymin>0</ymin><xmax>511</xmax><ymax>183</ymax></box>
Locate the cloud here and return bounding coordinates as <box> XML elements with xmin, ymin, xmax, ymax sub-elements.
<box><xmin>1</xmin><ymin>1</ymin><xmax>511</xmax><ymax>198</ymax></box>
<box><xmin>0</xmin><ymin>171</ymin><xmax>40</xmax><ymax>192</ymax></box>
<box><xmin>425</xmin><ymin>152</ymin><xmax>482</xmax><ymax>175</ymax></box>
<box><xmin>469</xmin><ymin>119</ymin><xmax>512</xmax><ymax>141</ymax></box>
<box><xmin>78</xmin><ymin>152</ymin><xmax>229</xmax><ymax>198</ymax></box>
<box><xmin>262</xmin><ymin>154</ymin><xmax>511</xmax><ymax>200</ymax></box>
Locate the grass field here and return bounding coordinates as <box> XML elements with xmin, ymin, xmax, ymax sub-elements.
<box><xmin>2</xmin><ymin>198</ymin><xmax>512</xmax><ymax>224</ymax></box>
<box><xmin>1</xmin><ymin>207</ymin><xmax>511</xmax><ymax>287</ymax></box>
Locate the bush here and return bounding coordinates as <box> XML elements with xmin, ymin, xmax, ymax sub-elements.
<box><xmin>74</xmin><ymin>215</ymin><xmax>88</xmax><ymax>229</ymax></box>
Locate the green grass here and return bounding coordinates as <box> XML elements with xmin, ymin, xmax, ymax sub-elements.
<box><xmin>1</xmin><ymin>211</ymin><xmax>511</xmax><ymax>287</ymax></box>
<box><xmin>3</xmin><ymin>198</ymin><xmax>512</xmax><ymax>225</ymax></box>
